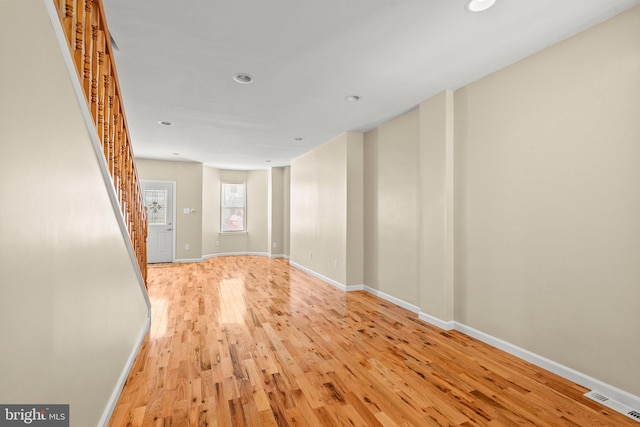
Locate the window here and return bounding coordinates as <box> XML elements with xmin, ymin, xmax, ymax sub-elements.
<box><xmin>221</xmin><ymin>183</ymin><xmax>246</xmax><ymax>232</ymax></box>
<box><xmin>143</xmin><ymin>189</ymin><xmax>167</xmax><ymax>225</ymax></box>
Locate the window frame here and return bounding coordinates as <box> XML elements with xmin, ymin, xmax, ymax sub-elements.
<box><xmin>220</xmin><ymin>182</ymin><xmax>247</xmax><ymax>233</ymax></box>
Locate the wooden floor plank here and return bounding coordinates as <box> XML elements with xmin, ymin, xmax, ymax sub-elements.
<box><xmin>108</xmin><ymin>256</ymin><xmax>634</xmax><ymax>426</ymax></box>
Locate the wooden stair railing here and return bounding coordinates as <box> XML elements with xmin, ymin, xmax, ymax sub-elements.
<box><xmin>53</xmin><ymin>0</ymin><xmax>148</xmax><ymax>286</ymax></box>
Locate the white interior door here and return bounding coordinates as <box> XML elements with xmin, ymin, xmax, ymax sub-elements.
<box><xmin>142</xmin><ymin>181</ymin><xmax>174</xmax><ymax>263</ymax></box>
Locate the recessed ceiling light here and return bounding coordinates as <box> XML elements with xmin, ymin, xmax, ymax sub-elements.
<box><xmin>294</xmin><ymin>137</ymin><xmax>304</xmax><ymax>141</ymax></box>
<box><xmin>465</xmin><ymin>0</ymin><xmax>496</xmax><ymax>13</ymax></box>
<box><xmin>172</xmin><ymin>153</ymin><xmax>180</xmax><ymax>156</ymax></box>
<box><xmin>345</xmin><ymin>95</ymin><xmax>360</xmax><ymax>102</ymax></box>
<box><xmin>265</xmin><ymin>160</ymin><xmax>272</xmax><ymax>163</ymax></box>
<box><xmin>158</xmin><ymin>121</ymin><xmax>173</xmax><ymax>126</ymax></box>
<box><xmin>233</xmin><ymin>73</ymin><xmax>253</xmax><ymax>84</ymax></box>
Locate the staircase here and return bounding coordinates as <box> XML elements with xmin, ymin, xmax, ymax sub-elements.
<box><xmin>53</xmin><ymin>0</ymin><xmax>147</xmax><ymax>284</ymax></box>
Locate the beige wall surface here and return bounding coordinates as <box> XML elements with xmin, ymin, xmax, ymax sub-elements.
<box><xmin>247</xmin><ymin>170</ymin><xmax>269</xmax><ymax>253</ymax></box>
<box><xmin>419</xmin><ymin>91</ymin><xmax>455</xmax><ymax>321</ymax></box>
<box><xmin>202</xmin><ymin>166</ymin><xmax>221</xmax><ymax>255</ymax></box>
<box><xmin>0</xmin><ymin>1</ymin><xmax>149</xmax><ymax>425</ymax></box>
<box><xmin>138</xmin><ymin>163</ymin><xmax>286</xmax><ymax>259</ymax></box>
<box><xmin>282</xmin><ymin>167</ymin><xmax>291</xmax><ymax>257</ymax></box>
<box><xmin>346</xmin><ymin>133</ymin><xmax>364</xmax><ymax>285</ymax></box>
<box><xmin>290</xmin><ymin>135</ymin><xmax>348</xmax><ymax>284</ymax></box>
<box><xmin>268</xmin><ymin>168</ymin><xmax>285</xmax><ymax>257</ymax></box>
<box><xmin>363</xmin><ymin>110</ymin><xmax>420</xmax><ymax>305</ymax></box>
<box><xmin>136</xmin><ymin>159</ymin><xmax>203</xmax><ymax>260</ymax></box>
<box><xmin>454</xmin><ymin>7</ymin><xmax>640</xmax><ymax>395</ymax></box>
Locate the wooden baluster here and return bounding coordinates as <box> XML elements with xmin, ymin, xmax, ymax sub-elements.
<box><xmin>122</xmin><ymin>148</ymin><xmax>130</xmax><ymax>226</ymax></box>
<box><xmin>96</xmin><ymin>36</ymin><xmax>105</xmax><ymax>150</ymax></box>
<box><xmin>73</xmin><ymin>0</ymin><xmax>85</xmax><ymax>85</ymax></box>
<box><xmin>103</xmin><ymin>30</ymin><xmax>112</xmax><ymax>164</ymax></box>
<box><xmin>117</xmin><ymin>134</ymin><xmax>128</xmax><ymax>204</ymax></box>
<box><xmin>119</xmin><ymin>138</ymin><xmax>127</xmax><ymax>211</ymax></box>
<box><xmin>62</xmin><ymin>0</ymin><xmax>75</xmax><ymax>51</ymax></box>
<box><xmin>102</xmin><ymin>65</ymin><xmax>112</xmax><ymax>162</ymax></box>
<box><xmin>90</xmin><ymin>12</ymin><xmax>101</xmax><ymax>123</ymax></box>
<box><xmin>127</xmin><ymin>158</ymin><xmax>134</xmax><ymax>238</ymax></box>
<box><xmin>110</xmin><ymin>98</ymin><xmax>120</xmax><ymax>178</ymax></box>
<box><xmin>54</xmin><ymin>0</ymin><xmax>65</xmax><ymax>23</ymax></box>
<box><xmin>81</xmin><ymin>0</ymin><xmax>93</xmax><ymax>100</ymax></box>
<box><xmin>133</xmin><ymin>199</ymin><xmax>140</xmax><ymax>264</ymax></box>
<box><xmin>107</xmin><ymin>78</ymin><xmax>120</xmax><ymax>178</ymax></box>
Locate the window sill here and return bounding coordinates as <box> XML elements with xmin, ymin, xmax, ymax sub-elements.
<box><xmin>219</xmin><ymin>231</ymin><xmax>248</xmax><ymax>236</ymax></box>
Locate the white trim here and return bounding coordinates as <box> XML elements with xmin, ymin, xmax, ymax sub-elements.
<box><xmin>289</xmin><ymin>261</ymin><xmax>347</xmax><ymax>291</ymax></box>
<box><xmin>453</xmin><ymin>322</ymin><xmax>640</xmax><ymax>410</ymax></box>
<box><xmin>202</xmin><ymin>251</ymin><xmax>270</xmax><ymax>260</ymax></box>
<box><xmin>285</xmin><ymin>262</ymin><xmax>640</xmax><ymax>410</ymax></box>
<box><xmin>98</xmin><ymin>316</ymin><xmax>151</xmax><ymax>427</ymax></box>
<box><xmin>241</xmin><ymin>251</ymin><xmax>270</xmax><ymax>257</ymax></box>
<box><xmin>362</xmin><ymin>286</ymin><xmax>420</xmax><ymax>314</ymax></box>
<box><xmin>175</xmin><ymin>257</ymin><xmax>205</xmax><ymax>263</ymax></box>
<box><xmin>418</xmin><ymin>311</ymin><xmax>455</xmax><ymax>330</ymax></box>
<box><xmin>178</xmin><ymin>252</ymin><xmax>288</xmax><ymax>262</ymax></box>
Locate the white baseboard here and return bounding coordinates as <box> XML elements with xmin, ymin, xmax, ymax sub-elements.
<box><xmin>289</xmin><ymin>261</ymin><xmax>348</xmax><ymax>291</ymax></box>
<box><xmin>285</xmin><ymin>263</ymin><xmax>640</xmax><ymax>411</ymax></box>
<box><xmin>175</xmin><ymin>257</ymin><xmax>205</xmax><ymax>263</ymax></box>
<box><xmin>176</xmin><ymin>252</ymin><xmax>290</xmax><ymax>263</ymax></box>
<box><xmin>99</xmin><ymin>316</ymin><xmax>151</xmax><ymax>426</ymax></box>
<box><xmin>202</xmin><ymin>251</ymin><xmax>272</xmax><ymax>260</ymax></box>
<box><xmin>418</xmin><ymin>311</ymin><xmax>455</xmax><ymax>330</ymax></box>
<box><xmin>453</xmin><ymin>322</ymin><xmax>640</xmax><ymax>411</ymax></box>
<box><xmin>362</xmin><ymin>286</ymin><xmax>420</xmax><ymax>314</ymax></box>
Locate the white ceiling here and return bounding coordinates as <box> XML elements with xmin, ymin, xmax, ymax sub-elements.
<box><xmin>102</xmin><ymin>0</ymin><xmax>640</xmax><ymax>170</ymax></box>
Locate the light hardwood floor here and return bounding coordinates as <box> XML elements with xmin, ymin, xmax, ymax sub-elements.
<box><xmin>108</xmin><ymin>256</ymin><xmax>633</xmax><ymax>426</ymax></box>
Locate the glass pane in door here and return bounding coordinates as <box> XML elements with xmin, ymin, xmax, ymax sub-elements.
<box><xmin>143</xmin><ymin>189</ymin><xmax>168</xmax><ymax>225</ymax></box>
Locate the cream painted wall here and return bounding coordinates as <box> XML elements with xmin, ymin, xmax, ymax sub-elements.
<box><xmin>345</xmin><ymin>132</ymin><xmax>364</xmax><ymax>285</ymax></box>
<box><xmin>269</xmin><ymin>167</ymin><xmax>285</xmax><ymax>256</ymax></box>
<box><xmin>0</xmin><ymin>1</ymin><xmax>149</xmax><ymax>425</ymax></box>
<box><xmin>247</xmin><ymin>170</ymin><xmax>269</xmax><ymax>253</ymax></box>
<box><xmin>419</xmin><ymin>91</ymin><xmax>454</xmax><ymax>321</ymax></box>
<box><xmin>202</xmin><ymin>166</ymin><xmax>221</xmax><ymax>255</ymax></box>
<box><xmin>282</xmin><ymin>167</ymin><xmax>291</xmax><ymax>257</ymax></box>
<box><xmin>346</xmin><ymin>134</ymin><xmax>364</xmax><ymax>285</ymax></box>
<box><xmin>363</xmin><ymin>110</ymin><xmax>420</xmax><ymax>305</ymax></box>
<box><xmin>136</xmin><ymin>159</ymin><xmax>203</xmax><ymax>260</ymax></box>
<box><xmin>137</xmin><ymin>163</ymin><xmax>284</xmax><ymax>259</ymax></box>
<box><xmin>454</xmin><ymin>7</ymin><xmax>640</xmax><ymax>395</ymax></box>
<box><xmin>291</xmin><ymin>134</ymin><xmax>350</xmax><ymax>284</ymax></box>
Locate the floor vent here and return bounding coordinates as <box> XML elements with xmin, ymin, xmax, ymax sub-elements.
<box><xmin>584</xmin><ymin>391</ymin><xmax>640</xmax><ymax>423</ymax></box>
